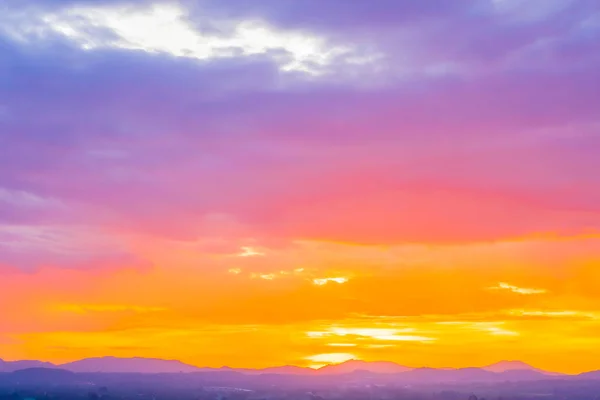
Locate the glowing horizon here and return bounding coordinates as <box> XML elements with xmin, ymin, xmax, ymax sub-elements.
<box><xmin>1</xmin><ymin>0</ymin><xmax>600</xmax><ymax>375</ymax></box>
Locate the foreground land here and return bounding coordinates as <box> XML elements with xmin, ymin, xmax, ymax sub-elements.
<box><xmin>2</xmin><ymin>368</ymin><xmax>600</xmax><ymax>400</ymax></box>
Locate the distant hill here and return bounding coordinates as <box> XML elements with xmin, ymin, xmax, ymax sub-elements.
<box><xmin>0</xmin><ymin>359</ymin><xmax>57</xmax><ymax>372</ymax></box>
<box><xmin>574</xmin><ymin>370</ymin><xmax>600</xmax><ymax>380</ymax></box>
<box><xmin>0</xmin><ymin>356</ymin><xmax>580</xmax><ymax>380</ymax></box>
<box><xmin>395</xmin><ymin>367</ymin><xmax>554</xmax><ymax>383</ymax></box>
<box><xmin>482</xmin><ymin>360</ymin><xmax>562</xmax><ymax>376</ymax></box>
<box><xmin>61</xmin><ymin>357</ymin><xmax>201</xmax><ymax>373</ymax></box>
<box><xmin>317</xmin><ymin>360</ymin><xmax>412</xmax><ymax>375</ymax></box>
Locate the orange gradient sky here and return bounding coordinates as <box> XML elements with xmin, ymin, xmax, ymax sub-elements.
<box><xmin>2</xmin><ymin>235</ymin><xmax>600</xmax><ymax>373</ymax></box>
<box><xmin>1</xmin><ymin>0</ymin><xmax>600</xmax><ymax>374</ymax></box>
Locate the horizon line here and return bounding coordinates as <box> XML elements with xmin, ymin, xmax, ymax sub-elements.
<box><xmin>1</xmin><ymin>356</ymin><xmax>580</xmax><ymax>374</ymax></box>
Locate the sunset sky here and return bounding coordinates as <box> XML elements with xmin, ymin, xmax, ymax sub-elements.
<box><xmin>1</xmin><ymin>0</ymin><xmax>600</xmax><ymax>374</ymax></box>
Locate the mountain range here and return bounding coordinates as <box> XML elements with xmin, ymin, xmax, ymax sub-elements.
<box><xmin>0</xmin><ymin>357</ymin><xmax>569</xmax><ymax>380</ymax></box>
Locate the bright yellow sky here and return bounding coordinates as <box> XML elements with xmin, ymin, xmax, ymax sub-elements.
<box><xmin>2</xmin><ymin>235</ymin><xmax>600</xmax><ymax>374</ymax></box>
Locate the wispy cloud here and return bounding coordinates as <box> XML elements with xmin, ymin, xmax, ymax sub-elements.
<box><xmin>237</xmin><ymin>246</ymin><xmax>265</xmax><ymax>257</ymax></box>
<box><xmin>479</xmin><ymin>323</ymin><xmax>519</xmax><ymax>336</ymax></box>
<box><xmin>243</xmin><ymin>268</ymin><xmax>307</xmax><ymax>281</ymax></box>
<box><xmin>489</xmin><ymin>282</ymin><xmax>547</xmax><ymax>295</ymax></box>
<box><xmin>508</xmin><ymin>309</ymin><xmax>600</xmax><ymax>320</ymax></box>
<box><xmin>435</xmin><ymin>321</ymin><xmax>519</xmax><ymax>337</ymax></box>
<box><xmin>307</xmin><ymin>327</ymin><xmax>435</xmax><ymax>343</ymax></box>
<box><xmin>250</xmin><ymin>273</ymin><xmax>276</xmax><ymax>280</ymax></box>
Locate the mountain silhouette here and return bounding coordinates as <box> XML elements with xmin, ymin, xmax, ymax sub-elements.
<box><xmin>0</xmin><ymin>356</ymin><xmax>573</xmax><ymax>380</ymax></box>
<box><xmin>0</xmin><ymin>359</ymin><xmax>57</xmax><ymax>372</ymax></box>
<box><xmin>482</xmin><ymin>360</ymin><xmax>561</xmax><ymax>375</ymax></box>
<box><xmin>61</xmin><ymin>356</ymin><xmax>201</xmax><ymax>373</ymax></box>
<box><xmin>576</xmin><ymin>370</ymin><xmax>600</xmax><ymax>380</ymax></box>
<box><xmin>317</xmin><ymin>360</ymin><xmax>412</xmax><ymax>375</ymax></box>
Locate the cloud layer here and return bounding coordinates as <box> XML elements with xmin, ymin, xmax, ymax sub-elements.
<box><xmin>1</xmin><ymin>0</ymin><xmax>600</xmax><ymax>373</ymax></box>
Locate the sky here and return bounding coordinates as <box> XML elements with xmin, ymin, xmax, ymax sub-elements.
<box><xmin>1</xmin><ymin>0</ymin><xmax>600</xmax><ymax>374</ymax></box>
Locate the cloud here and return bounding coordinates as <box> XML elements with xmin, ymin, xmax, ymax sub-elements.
<box><xmin>0</xmin><ymin>224</ymin><xmax>146</xmax><ymax>271</ymax></box>
<box><xmin>1</xmin><ymin>1</ymin><xmax>367</xmax><ymax>75</ymax></box>
<box><xmin>251</xmin><ymin>273</ymin><xmax>276</xmax><ymax>281</ymax></box>
<box><xmin>507</xmin><ymin>309</ymin><xmax>600</xmax><ymax>320</ymax></box>
<box><xmin>307</xmin><ymin>327</ymin><xmax>435</xmax><ymax>343</ymax></box>
<box><xmin>489</xmin><ymin>282</ymin><xmax>547</xmax><ymax>295</ymax></box>
<box><xmin>236</xmin><ymin>246</ymin><xmax>265</xmax><ymax>257</ymax></box>
<box><xmin>312</xmin><ymin>277</ymin><xmax>348</xmax><ymax>286</ymax></box>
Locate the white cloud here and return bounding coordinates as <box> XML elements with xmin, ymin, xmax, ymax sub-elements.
<box><xmin>307</xmin><ymin>327</ymin><xmax>434</xmax><ymax>343</ymax></box>
<box><xmin>471</xmin><ymin>322</ymin><xmax>519</xmax><ymax>336</ymax></box>
<box><xmin>489</xmin><ymin>282</ymin><xmax>547</xmax><ymax>295</ymax></box>
<box><xmin>250</xmin><ymin>273</ymin><xmax>275</xmax><ymax>280</ymax></box>
<box><xmin>3</xmin><ymin>2</ymin><xmax>361</xmax><ymax>74</ymax></box>
<box><xmin>436</xmin><ymin>321</ymin><xmax>519</xmax><ymax>337</ymax></box>
<box><xmin>485</xmin><ymin>325</ymin><xmax>519</xmax><ymax>336</ymax></box>
<box><xmin>313</xmin><ymin>277</ymin><xmax>349</xmax><ymax>286</ymax></box>
<box><xmin>237</xmin><ymin>246</ymin><xmax>265</xmax><ymax>257</ymax></box>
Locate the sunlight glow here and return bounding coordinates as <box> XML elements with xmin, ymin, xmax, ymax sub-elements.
<box><xmin>305</xmin><ymin>353</ymin><xmax>355</xmax><ymax>366</ymax></box>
